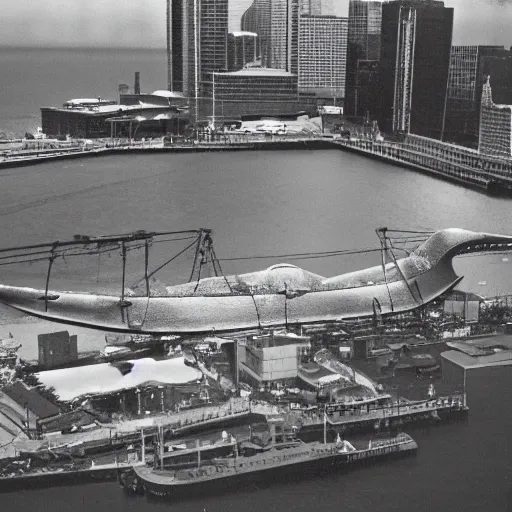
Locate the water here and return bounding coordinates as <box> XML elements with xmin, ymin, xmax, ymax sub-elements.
<box><xmin>0</xmin><ymin>47</ymin><xmax>167</xmax><ymax>137</ymax></box>
<box><xmin>1</xmin><ymin>48</ymin><xmax>512</xmax><ymax>510</ymax></box>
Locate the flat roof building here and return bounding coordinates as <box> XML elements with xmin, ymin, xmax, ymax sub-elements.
<box><xmin>298</xmin><ymin>15</ymin><xmax>348</xmax><ymax>99</ymax></box>
<box><xmin>41</xmin><ymin>94</ymin><xmax>189</xmax><ymax>139</ymax></box>
<box><xmin>240</xmin><ymin>332</ymin><xmax>311</xmax><ymax>385</ymax></box>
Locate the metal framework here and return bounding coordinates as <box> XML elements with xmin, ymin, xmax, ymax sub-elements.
<box><xmin>393</xmin><ymin>6</ymin><xmax>416</xmax><ymax>134</ymax></box>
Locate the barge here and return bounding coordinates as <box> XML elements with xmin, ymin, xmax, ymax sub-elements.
<box><xmin>0</xmin><ymin>459</ymin><xmax>144</xmax><ymax>493</ymax></box>
<box><xmin>123</xmin><ymin>431</ymin><xmax>417</xmax><ymax>500</ymax></box>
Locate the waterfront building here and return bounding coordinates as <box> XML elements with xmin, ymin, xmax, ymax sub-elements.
<box><xmin>378</xmin><ymin>0</ymin><xmax>453</xmax><ymax>140</ymax></box>
<box><xmin>479</xmin><ymin>77</ymin><xmax>512</xmax><ymax>160</ymax></box>
<box><xmin>239</xmin><ymin>332</ymin><xmax>311</xmax><ymax>386</ymax></box>
<box><xmin>1</xmin><ymin>381</ymin><xmax>60</xmax><ymax>437</ymax></box>
<box><xmin>344</xmin><ymin>0</ymin><xmax>382</xmax><ymax>121</ymax></box>
<box><xmin>298</xmin><ymin>15</ymin><xmax>348</xmax><ymax>100</ymax></box>
<box><xmin>202</xmin><ymin>67</ymin><xmax>308</xmax><ymax>118</ymax></box>
<box><xmin>41</xmin><ymin>94</ymin><xmax>188</xmax><ymax>139</ymax></box>
<box><xmin>227</xmin><ymin>31</ymin><xmax>258</xmax><ymax>71</ymax></box>
<box><xmin>444</xmin><ymin>45</ymin><xmax>507</xmax><ymax>148</ymax></box>
<box><xmin>38</xmin><ymin>331</ymin><xmax>78</xmax><ymax>370</ymax></box>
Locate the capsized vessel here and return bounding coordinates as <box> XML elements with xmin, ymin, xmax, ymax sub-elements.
<box><xmin>0</xmin><ymin>228</ymin><xmax>511</xmax><ymax>334</ymax></box>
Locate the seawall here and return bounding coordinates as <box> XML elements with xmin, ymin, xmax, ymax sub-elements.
<box><xmin>2</xmin><ymin>138</ymin><xmax>511</xmax><ymax>197</ymax></box>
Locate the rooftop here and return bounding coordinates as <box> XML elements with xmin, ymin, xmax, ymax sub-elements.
<box><xmin>42</xmin><ymin>103</ymin><xmax>175</xmax><ymax>115</ymax></box>
<box><xmin>213</xmin><ymin>68</ymin><xmax>295</xmax><ymax>77</ymax></box>
<box><xmin>441</xmin><ymin>349</ymin><xmax>512</xmax><ymax>369</ymax></box>
<box><xmin>230</xmin><ymin>31</ymin><xmax>258</xmax><ymax>38</ymax></box>
<box><xmin>36</xmin><ymin>357</ymin><xmax>202</xmax><ymax>401</ymax></box>
<box><xmin>2</xmin><ymin>381</ymin><xmax>60</xmax><ymax>419</ymax></box>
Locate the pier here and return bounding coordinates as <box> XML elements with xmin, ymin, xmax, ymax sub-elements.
<box><xmin>2</xmin><ymin>133</ymin><xmax>512</xmax><ymax>196</ymax></box>
<box><xmin>296</xmin><ymin>394</ymin><xmax>467</xmax><ymax>433</ymax></box>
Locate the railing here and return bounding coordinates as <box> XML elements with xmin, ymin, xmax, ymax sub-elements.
<box><xmin>334</xmin><ymin>137</ymin><xmax>512</xmax><ymax>186</ymax></box>
<box><xmin>298</xmin><ymin>394</ymin><xmax>466</xmax><ymax>427</ymax></box>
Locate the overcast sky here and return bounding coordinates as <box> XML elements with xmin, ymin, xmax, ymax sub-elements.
<box><xmin>0</xmin><ymin>0</ymin><xmax>510</xmax><ymax>48</ymax></box>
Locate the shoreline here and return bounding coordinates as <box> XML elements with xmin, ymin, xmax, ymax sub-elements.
<box><xmin>2</xmin><ymin>137</ymin><xmax>510</xmax><ymax>197</ymax></box>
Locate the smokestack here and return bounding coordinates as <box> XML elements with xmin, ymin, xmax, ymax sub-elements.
<box><xmin>134</xmin><ymin>72</ymin><xmax>140</xmax><ymax>95</ymax></box>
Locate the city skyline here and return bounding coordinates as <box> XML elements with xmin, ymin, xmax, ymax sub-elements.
<box><xmin>0</xmin><ymin>0</ymin><xmax>511</xmax><ymax>48</ymax></box>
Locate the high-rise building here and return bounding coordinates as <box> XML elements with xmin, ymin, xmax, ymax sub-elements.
<box><xmin>298</xmin><ymin>15</ymin><xmax>348</xmax><ymax>99</ymax></box>
<box><xmin>242</xmin><ymin>0</ymin><xmax>298</xmax><ymax>73</ymax></box>
<box><xmin>479</xmin><ymin>77</ymin><xmax>512</xmax><ymax>159</ymax></box>
<box><xmin>241</xmin><ymin>0</ymin><xmax>272</xmax><ymax>65</ymax></box>
<box><xmin>379</xmin><ymin>0</ymin><xmax>453</xmax><ymax>140</ymax></box>
<box><xmin>444</xmin><ymin>45</ymin><xmax>506</xmax><ymax>148</ymax></box>
<box><xmin>344</xmin><ymin>0</ymin><xmax>382</xmax><ymax>120</ymax></box>
<box><xmin>483</xmin><ymin>54</ymin><xmax>512</xmax><ymax>105</ymax></box>
<box><xmin>167</xmin><ymin>0</ymin><xmax>185</xmax><ymax>92</ymax></box>
<box><xmin>180</xmin><ymin>0</ymin><xmax>228</xmax><ymax>101</ymax></box>
<box><xmin>320</xmin><ymin>0</ymin><xmax>337</xmax><ymax>15</ymax></box>
<box><xmin>299</xmin><ymin>0</ymin><xmax>322</xmax><ymax>15</ymax></box>
<box><xmin>228</xmin><ymin>31</ymin><xmax>258</xmax><ymax>71</ymax></box>
<box><xmin>270</xmin><ymin>0</ymin><xmax>299</xmax><ymax>73</ymax></box>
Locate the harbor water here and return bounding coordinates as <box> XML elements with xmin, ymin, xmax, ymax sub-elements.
<box><xmin>1</xmin><ymin>48</ymin><xmax>512</xmax><ymax>510</ymax></box>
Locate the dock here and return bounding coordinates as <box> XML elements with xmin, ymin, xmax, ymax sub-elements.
<box><xmin>2</xmin><ymin>133</ymin><xmax>512</xmax><ymax>196</ymax></box>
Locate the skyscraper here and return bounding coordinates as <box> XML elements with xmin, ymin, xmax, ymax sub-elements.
<box><xmin>379</xmin><ymin>0</ymin><xmax>453</xmax><ymax>140</ymax></box>
<box><xmin>344</xmin><ymin>0</ymin><xmax>382</xmax><ymax>120</ymax></box>
<box><xmin>298</xmin><ymin>15</ymin><xmax>348</xmax><ymax>99</ymax></box>
<box><xmin>174</xmin><ymin>0</ymin><xmax>228</xmax><ymax>101</ymax></box>
<box><xmin>241</xmin><ymin>0</ymin><xmax>271</xmax><ymax>65</ymax></box>
<box><xmin>444</xmin><ymin>45</ymin><xmax>507</xmax><ymax>148</ymax></box>
<box><xmin>166</xmin><ymin>0</ymin><xmax>185</xmax><ymax>91</ymax></box>
<box><xmin>270</xmin><ymin>0</ymin><xmax>299</xmax><ymax>73</ymax></box>
<box><xmin>228</xmin><ymin>31</ymin><xmax>258</xmax><ymax>71</ymax></box>
<box><xmin>299</xmin><ymin>0</ymin><xmax>322</xmax><ymax>15</ymax></box>
<box><xmin>242</xmin><ymin>0</ymin><xmax>298</xmax><ymax>73</ymax></box>
<box><xmin>479</xmin><ymin>77</ymin><xmax>512</xmax><ymax>159</ymax></box>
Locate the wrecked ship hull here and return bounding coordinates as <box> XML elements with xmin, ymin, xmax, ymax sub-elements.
<box><xmin>0</xmin><ymin>228</ymin><xmax>510</xmax><ymax>334</ymax></box>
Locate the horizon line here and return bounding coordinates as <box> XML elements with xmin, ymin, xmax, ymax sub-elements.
<box><xmin>0</xmin><ymin>45</ymin><xmax>167</xmax><ymax>51</ymax></box>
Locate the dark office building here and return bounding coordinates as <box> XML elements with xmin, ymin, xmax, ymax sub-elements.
<box><xmin>38</xmin><ymin>331</ymin><xmax>78</xmax><ymax>370</ymax></box>
<box><xmin>183</xmin><ymin>0</ymin><xmax>228</xmax><ymax>100</ymax></box>
<box><xmin>483</xmin><ymin>54</ymin><xmax>512</xmax><ymax>105</ymax></box>
<box><xmin>379</xmin><ymin>0</ymin><xmax>453</xmax><ymax>140</ymax></box>
<box><xmin>167</xmin><ymin>0</ymin><xmax>184</xmax><ymax>91</ymax></box>
<box><xmin>227</xmin><ymin>31</ymin><xmax>258</xmax><ymax>71</ymax></box>
<box><xmin>444</xmin><ymin>45</ymin><xmax>507</xmax><ymax>148</ymax></box>
<box><xmin>241</xmin><ymin>0</ymin><xmax>272</xmax><ymax>65</ymax></box>
<box><xmin>345</xmin><ymin>0</ymin><xmax>382</xmax><ymax>120</ymax></box>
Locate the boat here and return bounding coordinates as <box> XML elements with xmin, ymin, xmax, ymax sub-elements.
<box><xmin>0</xmin><ymin>228</ymin><xmax>511</xmax><ymax>334</ymax></box>
<box><xmin>123</xmin><ymin>429</ymin><xmax>418</xmax><ymax>500</ymax></box>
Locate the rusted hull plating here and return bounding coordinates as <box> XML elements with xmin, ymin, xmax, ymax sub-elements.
<box><xmin>0</xmin><ymin>229</ymin><xmax>510</xmax><ymax>334</ymax></box>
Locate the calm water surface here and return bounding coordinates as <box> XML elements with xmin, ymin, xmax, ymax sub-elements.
<box><xmin>1</xmin><ymin>48</ymin><xmax>511</xmax><ymax>511</ymax></box>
